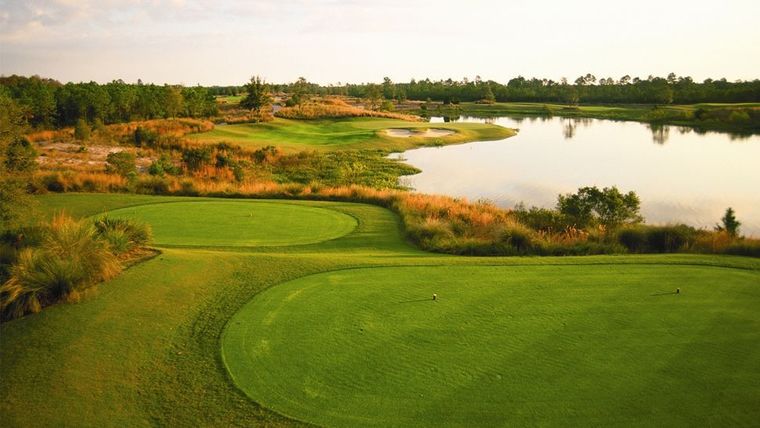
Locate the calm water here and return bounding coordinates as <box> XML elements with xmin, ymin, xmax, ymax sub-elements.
<box><xmin>395</xmin><ymin>116</ymin><xmax>760</xmax><ymax>236</ymax></box>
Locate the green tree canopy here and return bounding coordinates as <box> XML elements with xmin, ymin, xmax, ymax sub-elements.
<box><xmin>717</xmin><ymin>207</ymin><xmax>741</xmax><ymax>237</ymax></box>
<box><xmin>557</xmin><ymin>186</ymin><xmax>642</xmax><ymax>228</ymax></box>
<box><xmin>240</xmin><ymin>76</ymin><xmax>272</xmax><ymax>113</ymax></box>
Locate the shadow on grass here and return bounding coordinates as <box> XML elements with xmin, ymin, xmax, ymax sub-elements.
<box><xmin>651</xmin><ymin>291</ymin><xmax>679</xmax><ymax>296</ymax></box>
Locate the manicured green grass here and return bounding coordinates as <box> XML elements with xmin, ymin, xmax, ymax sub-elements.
<box><xmin>224</xmin><ymin>265</ymin><xmax>760</xmax><ymax>427</ymax></box>
<box><xmin>2</xmin><ymin>193</ymin><xmax>759</xmax><ymax>427</ymax></box>
<box><xmin>189</xmin><ymin>117</ymin><xmax>515</xmax><ymax>152</ymax></box>
<box><xmin>99</xmin><ymin>200</ymin><xmax>357</xmax><ymax>247</ymax></box>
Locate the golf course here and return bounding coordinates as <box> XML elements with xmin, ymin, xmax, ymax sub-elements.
<box><xmin>2</xmin><ymin>193</ymin><xmax>759</xmax><ymax>427</ymax></box>
<box><xmin>188</xmin><ymin>117</ymin><xmax>515</xmax><ymax>151</ymax></box>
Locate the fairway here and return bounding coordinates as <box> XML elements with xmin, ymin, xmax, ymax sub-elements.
<box><xmin>188</xmin><ymin>117</ymin><xmax>515</xmax><ymax>151</ymax></box>
<box><xmin>223</xmin><ymin>265</ymin><xmax>760</xmax><ymax>427</ymax></box>
<box><xmin>100</xmin><ymin>200</ymin><xmax>357</xmax><ymax>247</ymax></box>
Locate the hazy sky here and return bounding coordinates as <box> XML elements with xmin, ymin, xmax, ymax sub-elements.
<box><xmin>1</xmin><ymin>0</ymin><xmax>758</xmax><ymax>85</ymax></box>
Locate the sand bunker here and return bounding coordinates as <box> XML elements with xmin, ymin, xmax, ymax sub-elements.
<box><xmin>385</xmin><ymin>128</ymin><xmax>454</xmax><ymax>138</ymax></box>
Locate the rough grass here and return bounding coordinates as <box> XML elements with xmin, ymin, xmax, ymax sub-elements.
<box><xmin>1</xmin><ymin>193</ymin><xmax>759</xmax><ymax>427</ymax></box>
<box><xmin>188</xmin><ymin>117</ymin><xmax>515</xmax><ymax>152</ymax></box>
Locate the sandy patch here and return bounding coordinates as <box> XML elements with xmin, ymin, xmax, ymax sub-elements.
<box><xmin>385</xmin><ymin>128</ymin><xmax>454</xmax><ymax>138</ymax></box>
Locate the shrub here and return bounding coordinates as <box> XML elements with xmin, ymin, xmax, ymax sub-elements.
<box><xmin>148</xmin><ymin>154</ymin><xmax>180</xmax><ymax>177</ymax></box>
<box><xmin>500</xmin><ymin>224</ymin><xmax>533</xmax><ymax>253</ymax></box>
<box><xmin>724</xmin><ymin>240</ymin><xmax>760</xmax><ymax>258</ymax></box>
<box><xmin>106</xmin><ymin>151</ymin><xmax>137</xmax><ymax>177</ymax></box>
<box><xmin>557</xmin><ymin>186</ymin><xmax>642</xmax><ymax>228</ymax></box>
<box><xmin>182</xmin><ymin>147</ymin><xmax>213</xmax><ymax>171</ymax></box>
<box><xmin>93</xmin><ymin>216</ymin><xmax>152</xmax><ymax>256</ymax></box>
<box><xmin>617</xmin><ymin>226</ymin><xmax>648</xmax><ymax>252</ymax></box>
<box><xmin>645</xmin><ymin>225</ymin><xmax>696</xmax><ymax>253</ymax></box>
<box><xmin>0</xmin><ymin>214</ymin><xmax>121</xmax><ymax>320</ymax></box>
<box><xmin>513</xmin><ymin>204</ymin><xmax>569</xmax><ymax>231</ymax></box>
<box><xmin>40</xmin><ymin>173</ymin><xmax>66</xmax><ymax>192</ymax></box>
<box><xmin>133</xmin><ymin>126</ymin><xmax>159</xmax><ymax>147</ymax></box>
<box><xmin>134</xmin><ymin>176</ymin><xmax>170</xmax><ymax>195</ymax></box>
<box><xmin>74</xmin><ymin>119</ymin><xmax>90</xmax><ymax>141</ymax></box>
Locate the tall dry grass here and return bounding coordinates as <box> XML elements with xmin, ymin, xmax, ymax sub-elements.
<box><xmin>0</xmin><ymin>214</ymin><xmax>122</xmax><ymax>320</ymax></box>
<box><xmin>275</xmin><ymin>102</ymin><xmax>422</xmax><ymax>121</ymax></box>
<box><xmin>30</xmin><ymin>169</ymin><xmax>760</xmax><ymax>258</ymax></box>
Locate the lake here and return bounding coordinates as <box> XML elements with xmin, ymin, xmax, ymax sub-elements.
<box><xmin>395</xmin><ymin>116</ymin><xmax>760</xmax><ymax>236</ymax></box>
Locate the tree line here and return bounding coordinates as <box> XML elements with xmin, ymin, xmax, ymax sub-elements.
<box><xmin>0</xmin><ymin>75</ymin><xmax>218</xmax><ymax>129</ymax></box>
<box><xmin>214</xmin><ymin>74</ymin><xmax>760</xmax><ymax>105</ymax></box>
<box><xmin>4</xmin><ymin>73</ymin><xmax>759</xmax><ymax>130</ymax></box>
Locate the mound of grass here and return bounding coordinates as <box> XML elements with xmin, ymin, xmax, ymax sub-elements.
<box><xmin>99</xmin><ymin>200</ymin><xmax>357</xmax><ymax>247</ymax></box>
<box><xmin>223</xmin><ymin>264</ymin><xmax>760</xmax><ymax>427</ymax></box>
<box><xmin>188</xmin><ymin>117</ymin><xmax>515</xmax><ymax>152</ymax></box>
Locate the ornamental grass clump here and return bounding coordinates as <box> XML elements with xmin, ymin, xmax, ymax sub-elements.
<box><xmin>0</xmin><ymin>214</ymin><xmax>124</xmax><ymax>320</ymax></box>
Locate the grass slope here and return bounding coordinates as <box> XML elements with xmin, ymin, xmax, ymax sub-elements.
<box><xmin>189</xmin><ymin>117</ymin><xmax>515</xmax><ymax>152</ymax></box>
<box><xmin>224</xmin><ymin>265</ymin><xmax>760</xmax><ymax>427</ymax></box>
<box><xmin>1</xmin><ymin>193</ymin><xmax>759</xmax><ymax>427</ymax></box>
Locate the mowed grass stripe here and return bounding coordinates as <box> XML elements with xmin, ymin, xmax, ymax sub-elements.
<box><xmin>222</xmin><ymin>265</ymin><xmax>760</xmax><ymax>427</ymax></box>
<box><xmin>99</xmin><ymin>200</ymin><xmax>357</xmax><ymax>247</ymax></box>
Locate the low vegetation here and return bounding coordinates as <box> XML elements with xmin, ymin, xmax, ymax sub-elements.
<box><xmin>0</xmin><ymin>213</ymin><xmax>152</xmax><ymax>320</ymax></box>
<box><xmin>275</xmin><ymin>97</ymin><xmax>421</xmax><ymax>121</ymax></box>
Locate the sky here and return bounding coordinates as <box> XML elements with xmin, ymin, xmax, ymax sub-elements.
<box><xmin>1</xmin><ymin>0</ymin><xmax>759</xmax><ymax>86</ymax></box>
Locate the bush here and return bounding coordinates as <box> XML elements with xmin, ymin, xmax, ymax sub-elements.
<box><xmin>617</xmin><ymin>226</ymin><xmax>648</xmax><ymax>252</ymax></box>
<box><xmin>134</xmin><ymin>176</ymin><xmax>170</xmax><ymax>195</ymax></box>
<box><xmin>645</xmin><ymin>225</ymin><xmax>696</xmax><ymax>253</ymax></box>
<box><xmin>106</xmin><ymin>151</ymin><xmax>137</xmax><ymax>177</ymax></box>
<box><xmin>557</xmin><ymin>186</ymin><xmax>642</xmax><ymax>228</ymax></box>
<box><xmin>133</xmin><ymin>126</ymin><xmax>158</xmax><ymax>147</ymax></box>
<box><xmin>93</xmin><ymin>216</ymin><xmax>152</xmax><ymax>256</ymax></box>
<box><xmin>724</xmin><ymin>240</ymin><xmax>760</xmax><ymax>258</ymax></box>
<box><xmin>74</xmin><ymin>119</ymin><xmax>90</xmax><ymax>141</ymax></box>
<box><xmin>500</xmin><ymin>224</ymin><xmax>533</xmax><ymax>253</ymax></box>
<box><xmin>148</xmin><ymin>154</ymin><xmax>180</xmax><ymax>177</ymax></box>
<box><xmin>513</xmin><ymin>204</ymin><xmax>569</xmax><ymax>231</ymax></box>
<box><xmin>0</xmin><ymin>215</ymin><xmax>121</xmax><ymax>320</ymax></box>
<box><xmin>182</xmin><ymin>147</ymin><xmax>213</xmax><ymax>171</ymax></box>
<box><xmin>40</xmin><ymin>173</ymin><xmax>66</xmax><ymax>192</ymax></box>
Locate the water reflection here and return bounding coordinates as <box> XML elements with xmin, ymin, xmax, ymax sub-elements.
<box><xmin>404</xmin><ymin>115</ymin><xmax>760</xmax><ymax>236</ymax></box>
<box><xmin>648</xmin><ymin>124</ymin><xmax>670</xmax><ymax>145</ymax></box>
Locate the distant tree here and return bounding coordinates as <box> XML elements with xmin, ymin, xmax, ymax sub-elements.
<box><xmin>288</xmin><ymin>77</ymin><xmax>310</xmax><ymax>106</ymax></box>
<box><xmin>557</xmin><ymin>186</ymin><xmax>642</xmax><ymax>228</ymax></box>
<box><xmin>4</xmin><ymin>138</ymin><xmax>37</xmax><ymax>174</ymax></box>
<box><xmin>0</xmin><ymin>89</ymin><xmax>36</xmax><ymax>233</ymax></box>
<box><xmin>364</xmin><ymin>84</ymin><xmax>383</xmax><ymax>110</ymax></box>
<box><xmin>382</xmin><ymin>77</ymin><xmax>396</xmax><ymax>100</ymax></box>
<box><xmin>716</xmin><ymin>207</ymin><xmax>741</xmax><ymax>237</ymax></box>
<box><xmin>240</xmin><ymin>75</ymin><xmax>272</xmax><ymax>113</ymax></box>
<box><xmin>481</xmin><ymin>84</ymin><xmax>496</xmax><ymax>103</ymax></box>
<box><xmin>561</xmin><ymin>85</ymin><xmax>579</xmax><ymax>105</ymax></box>
<box><xmin>74</xmin><ymin>118</ymin><xmax>90</xmax><ymax>141</ymax></box>
<box><xmin>163</xmin><ymin>85</ymin><xmax>184</xmax><ymax>118</ymax></box>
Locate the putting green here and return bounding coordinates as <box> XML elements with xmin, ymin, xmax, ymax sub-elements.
<box><xmin>222</xmin><ymin>265</ymin><xmax>760</xmax><ymax>427</ymax></box>
<box><xmin>100</xmin><ymin>201</ymin><xmax>357</xmax><ymax>247</ymax></box>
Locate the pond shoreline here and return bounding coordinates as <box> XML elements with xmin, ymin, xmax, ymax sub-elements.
<box><xmin>397</xmin><ymin>115</ymin><xmax>760</xmax><ymax>237</ymax></box>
